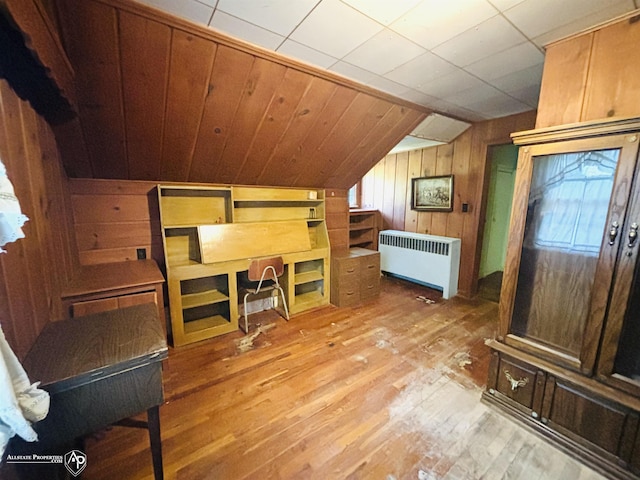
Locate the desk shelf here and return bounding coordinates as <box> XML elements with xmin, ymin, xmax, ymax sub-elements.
<box><xmin>181</xmin><ymin>289</ymin><xmax>229</xmax><ymax>309</ymax></box>
<box><xmin>183</xmin><ymin>314</ymin><xmax>231</xmax><ymax>335</ymax></box>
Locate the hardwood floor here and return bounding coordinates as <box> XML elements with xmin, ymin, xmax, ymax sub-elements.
<box><xmin>80</xmin><ymin>276</ymin><xmax>604</xmax><ymax>479</ymax></box>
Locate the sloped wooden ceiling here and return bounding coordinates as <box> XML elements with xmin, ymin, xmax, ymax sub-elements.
<box><xmin>53</xmin><ymin>0</ymin><xmax>430</xmax><ymax>189</ymax></box>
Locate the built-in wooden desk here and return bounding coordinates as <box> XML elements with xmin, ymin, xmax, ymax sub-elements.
<box><xmin>10</xmin><ymin>303</ymin><xmax>168</xmax><ymax>479</ymax></box>
<box><xmin>61</xmin><ymin>259</ymin><xmax>165</xmax><ymax>321</ymax></box>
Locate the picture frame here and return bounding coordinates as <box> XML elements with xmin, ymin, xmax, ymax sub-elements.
<box><xmin>411</xmin><ymin>175</ymin><xmax>454</xmax><ymax>212</ymax></box>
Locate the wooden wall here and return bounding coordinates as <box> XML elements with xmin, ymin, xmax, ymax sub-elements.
<box><xmin>69</xmin><ymin>179</ymin><xmax>163</xmax><ymax>267</ymax></box>
<box><xmin>360</xmin><ymin>111</ymin><xmax>537</xmax><ymax>297</ymax></box>
<box><xmin>325</xmin><ymin>189</ymin><xmax>349</xmax><ymax>255</ymax></box>
<box><xmin>536</xmin><ymin>11</ymin><xmax>640</xmax><ymax>129</ymax></box>
<box><xmin>0</xmin><ymin>79</ymin><xmax>78</xmax><ymax>359</ymax></box>
<box><xmin>52</xmin><ymin>0</ymin><xmax>428</xmax><ymax>189</ymax></box>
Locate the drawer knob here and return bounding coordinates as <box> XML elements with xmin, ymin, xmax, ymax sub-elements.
<box><xmin>504</xmin><ymin>370</ymin><xmax>528</xmax><ymax>391</ymax></box>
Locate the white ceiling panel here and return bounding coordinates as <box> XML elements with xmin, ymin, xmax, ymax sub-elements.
<box><xmin>342</xmin><ymin>29</ymin><xmax>426</xmax><ymax>76</ymax></box>
<box><xmin>209</xmin><ymin>11</ymin><xmax>284</xmax><ymax>50</ymax></box>
<box><xmin>465</xmin><ymin>92</ymin><xmax>532</xmax><ymax>118</ymax></box>
<box><xmin>417</xmin><ymin>69</ymin><xmax>486</xmax><ymax>99</ymax></box>
<box><xmin>277</xmin><ymin>40</ymin><xmax>337</xmax><ymax>69</ymax></box>
<box><xmin>329</xmin><ymin>61</ymin><xmax>378</xmax><ymax>85</ymax></box>
<box><xmin>432</xmin><ymin>15</ymin><xmax>528</xmax><ymax>67</ymax></box>
<box><xmin>215</xmin><ymin>0</ymin><xmax>318</xmax><ymax>36</ymax></box>
<box><xmin>137</xmin><ymin>0</ymin><xmax>214</xmax><ymax>24</ymax></box>
<box><xmin>341</xmin><ymin>0</ymin><xmax>422</xmax><ymax>26</ymax></box>
<box><xmin>366</xmin><ymin>75</ymin><xmax>412</xmax><ymax>97</ymax></box>
<box><xmin>491</xmin><ymin>63</ymin><xmax>544</xmax><ymax>96</ymax></box>
<box><xmin>289</xmin><ymin>0</ymin><xmax>383</xmax><ymax>58</ymax></box>
<box><xmin>389</xmin><ymin>0</ymin><xmax>498</xmax><ymax>49</ymax></box>
<box><xmin>384</xmin><ymin>52</ymin><xmax>459</xmax><ymax>89</ymax></box>
<box><xmin>503</xmin><ymin>0</ymin><xmax>633</xmax><ymax>40</ymax></box>
<box><xmin>465</xmin><ymin>42</ymin><xmax>544</xmax><ymax>82</ymax></box>
<box><xmin>132</xmin><ymin>0</ymin><xmax>639</xmax><ymax>144</ymax></box>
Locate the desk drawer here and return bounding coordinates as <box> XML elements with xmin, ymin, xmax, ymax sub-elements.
<box><xmin>72</xmin><ymin>291</ymin><xmax>157</xmax><ymax>317</ymax></box>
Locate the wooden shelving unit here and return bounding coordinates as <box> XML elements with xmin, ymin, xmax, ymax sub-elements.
<box><xmin>159</xmin><ymin>184</ymin><xmax>330</xmax><ymax>346</ymax></box>
<box><xmin>349</xmin><ymin>209</ymin><xmax>379</xmax><ymax>250</ymax></box>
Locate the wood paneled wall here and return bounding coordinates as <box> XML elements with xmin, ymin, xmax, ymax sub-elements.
<box><xmin>536</xmin><ymin>11</ymin><xmax>640</xmax><ymax>129</ymax></box>
<box><xmin>0</xmin><ymin>79</ymin><xmax>78</xmax><ymax>359</ymax></box>
<box><xmin>68</xmin><ymin>179</ymin><xmax>163</xmax><ymax>267</ymax></box>
<box><xmin>360</xmin><ymin>111</ymin><xmax>536</xmax><ymax>297</ymax></box>
<box><xmin>325</xmin><ymin>189</ymin><xmax>349</xmax><ymax>254</ymax></box>
<box><xmin>52</xmin><ymin>0</ymin><xmax>429</xmax><ymax>189</ymax></box>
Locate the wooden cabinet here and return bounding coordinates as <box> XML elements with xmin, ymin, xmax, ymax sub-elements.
<box><xmin>61</xmin><ymin>260</ymin><xmax>165</xmax><ymax>322</ymax></box>
<box><xmin>484</xmin><ymin>117</ymin><xmax>640</xmax><ymax>479</ymax></box>
<box><xmin>331</xmin><ymin>247</ymin><xmax>380</xmax><ymax>307</ymax></box>
<box><xmin>349</xmin><ymin>209</ymin><xmax>379</xmax><ymax>249</ymax></box>
<box><xmin>159</xmin><ymin>184</ymin><xmax>330</xmax><ymax>346</ymax></box>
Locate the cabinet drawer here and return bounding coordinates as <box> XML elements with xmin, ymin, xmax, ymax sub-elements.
<box><xmin>334</xmin><ymin>257</ymin><xmax>360</xmax><ymax>276</ymax></box>
<box><xmin>337</xmin><ymin>287</ymin><xmax>360</xmax><ymax>307</ymax></box>
<box><xmin>360</xmin><ymin>255</ymin><xmax>380</xmax><ymax>273</ymax></box>
<box><xmin>488</xmin><ymin>353</ymin><xmax>545</xmax><ymax>418</ymax></box>
<box><xmin>360</xmin><ymin>279</ymin><xmax>380</xmax><ymax>300</ymax></box>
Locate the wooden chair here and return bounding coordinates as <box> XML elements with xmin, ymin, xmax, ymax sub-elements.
<box><xmin>240</xmin><ymin>257</ymin><xmax>289</xmax><ymax>333</ymax></box>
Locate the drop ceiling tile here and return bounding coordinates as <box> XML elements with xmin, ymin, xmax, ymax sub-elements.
<box><xmin>465</xmin><ymin>42</ymin><xmax>543</xmax><ymax>81</ymax></box>
<box><xmin>277</xmin><ymin>40</ymin><xmax>338</xmax><ymax>69</ymax></box>
<box><xmin>341</xmin><ymin>0</ymin><xmax>422</xmax><ymax>25</ymax></box>
<box><xmin>432</xmin><ymin>15</ymin><xmax>528</xmax><ymax>67</ymax></box>
<box><xmin>210</xmin><ymin>11</ymin><xmax>285</xmax><ymax>50</ymax></box>
<box><xmin>137</xmin><ymin>0</ymin><xmax>213</xmax><ymax>25</ymax></box>
<box><xmin>416</xmin><ymin>69</ymin><xmax>486</xmax><ymax>99</ymax></box>
<box><xmin>467</xmin><ymin>93</ymin><xmax>532</xmax><ymax>118</ymax></box>
<box><xmin>389</xmin><ymin>0</ymin><xmax>498</xmax><ymax>49</ymax></box>
<box><xmin>503</xmin><ymin>0</ymin><xmax>634</xmax><ymax>40</ymax></box>
<box><xmin>366</xmin><ymin>74</ymin><xmax>412</xmax><ymax>97</ymax></box>
<box><xmin>215</xmin><ymin>0</ymin><xmax>318</xmax><ymax>36</ymax></box>
<box><xmin>506</xmin><ymin>83</ymin><xmax>541</xmax><ymax>107</ymax></box>
<box><xmin>444</xmin><ymin>82</ymin><xmax>504</xmax><ymax>106</ymax></box>
<box><xmin>400</xmin><ymin>89</ymin><xmax>440</xmax><ymax>107</ymax></box>
<box><xmin>329</xmin><ymin>61</ymin><xmax>378</xmax><ymax>85</ymax></box>
<box><xmin>197</xmin><ymin>0</ymin><xmax>218</xmax><ymax>7</ymax></box>
<box><xmin>489</xmin><ymin>0</ymin><xmax>525</xmax><ymax>10</ymax></box>
<box><xmin>342</xmin><ymin>29</ymin><xmax>426</xmax><ymax>75</ymax></box>
<box><xmin>491</xmin><ymin>63</ymin><xmax>544</xmax><ymax>95</ymax></box>
<box><xmin>290</xmin><ymin>0</ymin><xmax>384</xmax><ymax>58</ymax></box>
<box><xmin>384</xmin><ymin>52</ymin><xmax>458</xmax><ymax>90</ymax></box>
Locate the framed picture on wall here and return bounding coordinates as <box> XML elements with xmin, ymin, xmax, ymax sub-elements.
<box><xmin>411</xmin><ymin>175</ymin><xmax>454</xmax><ymax>212</ymax></box>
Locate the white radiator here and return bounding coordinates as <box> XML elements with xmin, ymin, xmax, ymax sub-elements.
<box><xmin>378</xmin><ymin>230</ymin><xmax>461</xmax><ymax>299</ymax></box>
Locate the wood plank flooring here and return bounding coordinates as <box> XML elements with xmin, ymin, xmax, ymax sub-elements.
<box><xmin>80</xmin><ymin>277</ymin><xmax>604</xmax><ymax>479</ymax></box>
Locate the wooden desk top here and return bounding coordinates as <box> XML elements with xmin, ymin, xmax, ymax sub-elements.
<box><xmin>61</xmin><ymin>260</ymin><xmax>165</xmax><ymax>299</ymax></box>
<box><xmin>23</xmin><ymin>303</ymin><xmax>168</xmax><ymax>394</ymax></box>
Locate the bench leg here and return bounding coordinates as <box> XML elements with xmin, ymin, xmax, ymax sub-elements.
<box><xmin>147</xmin><ymin>406</ymin><xmax>163</xmax><ymax>480</ymax></box>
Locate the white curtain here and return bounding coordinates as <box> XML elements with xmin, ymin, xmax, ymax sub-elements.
<box><xmin>524</xmin><ymin>150</ymin><xmax>618</xmax><ymax>255</ymax></box>
<box><xmin>0</xmin><ymin>325</ymin><xmax>50</xmax><ymax>457</ymax></box>
<box><xmin>0</xmin><ymin>157</ymin><xmax>49</xmax><ymax>456</ymax></box>
<box><xmin>0</xmin><ymin>159</ymin><xmax>28</xmax><ymax>252</ymax></box>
